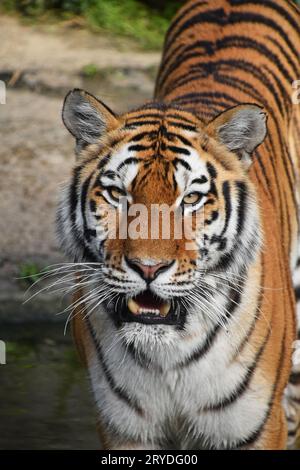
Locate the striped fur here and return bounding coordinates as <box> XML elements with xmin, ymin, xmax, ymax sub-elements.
<box><xmin>57</xmin><ymin>0</ymin><xmax>300</xmax><ymax>449</ymax></box>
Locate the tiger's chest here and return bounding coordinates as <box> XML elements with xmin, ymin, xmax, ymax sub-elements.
<box><xmin>88</xmin><ymin>320</ymin><xmax>270</xmax><ymax>449</ymax></box>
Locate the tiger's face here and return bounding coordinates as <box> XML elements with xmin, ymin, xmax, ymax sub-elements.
<box><xmin>58</xmin><ymin>90</ymin><xmax>267</xmax><ymax>336</ymax></box>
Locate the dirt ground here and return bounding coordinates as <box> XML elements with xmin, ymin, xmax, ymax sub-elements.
<box><xmin>0</xmin><ymin>15</ymin><xmax>160</xmax><ymax>321</ymax></box>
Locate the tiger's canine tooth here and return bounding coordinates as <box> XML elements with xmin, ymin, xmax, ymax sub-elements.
<box><xmin>127</xmin><ymin>298</ymin><xmax>139</xmax><ymax>315</ymax></box>
<box><xmin>160</xmin><ymin>302</ymin><xmax>171</xmax><ymax>317</ymax></box>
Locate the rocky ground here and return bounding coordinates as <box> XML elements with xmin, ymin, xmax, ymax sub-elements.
<box><xmin>0</xmin><ymin>15</ymin><xmax>160</xmax><ymax>322</ymax></box>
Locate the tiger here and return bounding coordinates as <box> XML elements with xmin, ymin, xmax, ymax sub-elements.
<box><xmin>57</xmin><ymin>0</ymin><xmax>300</xmax><ymax>450</ymax></box>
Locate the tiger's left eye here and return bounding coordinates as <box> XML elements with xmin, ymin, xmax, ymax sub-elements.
<box><xmin>183</xmin><ymin>192</ymin><xmax>203</xmax><ymax>205</ymax></box>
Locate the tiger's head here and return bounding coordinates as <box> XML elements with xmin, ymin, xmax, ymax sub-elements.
<box><xmin>57</xmin><ymin>89</ymin><xmax>267</xmax><ymax>344</ymax></box>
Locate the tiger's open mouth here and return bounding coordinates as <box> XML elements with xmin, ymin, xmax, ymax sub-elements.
<box><xmin>127</xmin><ymin>290</ymin><xmax>170</xmax><ymax>319</ymax></box>
<box><xmin>109</xmin><ymin>290</ymin><xmax>181</xmax><ymax>325</ymax></box>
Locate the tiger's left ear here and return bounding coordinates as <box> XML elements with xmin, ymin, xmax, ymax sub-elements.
<box><xmin>205</xmin><ymin>104</ymin><xmax>267</xmax><ymax>168</ymax></box>
<box><xmin>62</xmin><ymin>88</ymin><xmax>119</xmax><ymax>155</ymax></box>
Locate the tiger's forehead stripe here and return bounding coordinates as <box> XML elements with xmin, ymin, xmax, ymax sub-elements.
<box><xmin>123</xmin><ymin>105</ymin><xmax>200</xmax><ymax>132</ymax></box>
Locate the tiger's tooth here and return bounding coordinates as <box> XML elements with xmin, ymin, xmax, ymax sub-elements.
<box><xmin>160</xmin><ymin>302</ymin><xmax>171</xmax><ymax>317</ymax></box>
<box><xmin>128</xmin><ymin>299</ymin><xmax>171</xmax><ymax>317</ymax></box>
<box><xmin>128</xmin><ymin>298</ymin><xmax>139</xmax><ymax>315</ymax></box>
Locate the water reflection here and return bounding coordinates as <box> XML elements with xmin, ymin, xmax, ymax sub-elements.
<box><xmin>0</xmin><ymin>323</ymin><xmax>99</xmax><ymax>450</ymax></box>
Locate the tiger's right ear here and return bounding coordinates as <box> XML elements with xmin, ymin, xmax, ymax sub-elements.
<box><xmin>62</xmin><ymin>89</ymin><xmax>119</xmax><ymax>152</ymax></box>
<box><xmin>205</xmin><ymin>104</ymin><xmax>267</xmax><ymax>168</ymax></box>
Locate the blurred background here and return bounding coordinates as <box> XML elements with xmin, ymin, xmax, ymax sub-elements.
<box><xmin>0</xmin><ymin>0</ymin><xmax>299</xmax><ymax>450</ymax></box>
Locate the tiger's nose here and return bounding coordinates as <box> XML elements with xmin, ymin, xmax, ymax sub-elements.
<box><xmin>125</xmin><ymin>257</ymin><xmax>174</xmax><ymax>281</ymax></box>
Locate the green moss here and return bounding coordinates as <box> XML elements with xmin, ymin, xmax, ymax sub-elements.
<box><xmin>19</xmin><ymin>262</ymin><xmax>44</xmax><ymax>285</ymax></box>
<box><xmin>83</xmin><ymin>0</ymin><xmax>179</xmax><ymax>50</ymax></box>
<box><xmin>81</xmin><ymin>63</ymin><xmax>100</xmax><ymax>78</ymax></box>
<box><xmin>0</xmin><ymin>0</ymin><xmax>183</xmax><ymax>50</ymax></box>
<box><xmin>6</xmin><ymin>341</ymin><xmax>35</xmax><ymax>361</ymax></box>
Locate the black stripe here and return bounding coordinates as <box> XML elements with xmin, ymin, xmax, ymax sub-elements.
<box><xmin>167</xmin><ymin>145</ymin><xmax>190</xmax><ymax>156</ymax></box>
<box><xmin>289</xmin><ymin>372</ymin><xmax>300</xmax><ymax>385</ymax></box>
<box><xmin>165</xmin><ymin>8</ymin><xmax>228</xmax><ymax>49</ymax></box>
<box><xmin>133</xmin><ymin>168</ymin><xmax>152</xmax><ymax>191</ymax></box>
<box><xmin>89</xmin><ymin>199</ymin><xmax>96</xmax><ymax>213</ymax></box>
<box><xmin>234</xmin><ymin>324</ymin><xmax>287</xmax><ymax>448</ymax></box>
<box><xmin>201</xmin><ymin>325</ymin><xmax>271</xmax><ymax>412</ymax></box>
<box><xmin>266</xmin><ymin>35</ymin><xmax>299</xmax><ymax>76</ymax></box>
<box><xmin>177</xmin><ymin>324</ymin><xmax>221</xmax><ymax>368</ymax></box>
<box><xmin>220</xmin><ymin>181</ymin><xmax>232</xmax><ymax>238</ymax></box>
<box><xmin>130</xmin><ymin>131</ymin><xmax>157</xmax><ymax>142</ymax></box>
<box><xmin>294</xmin><ymin>286</ymin><xmax>300</xmax><ymax>301</ymax></box>
<box><xmin>174</xmin><ymin>95</ymin><xmax>230</xmax><ymax>109</ymax></box>
<box><xmin>101</xmin><ymin>170</ymin><xmax>116</xmax><ymax>180</ymax></box>
<box><xmin>178</xmin><ymin>277</ymin><xmax>245</xmax><ymax>368</ymax></box>
<box><xmin>174</xmin><ymin>99</ymin><xmax>229</xmax><ymax>115</ymax></box>
<box><xmin>229</xmin><ymin>0</ymin><xmax>300</xmax><ymax>36</ymax></box>
<box><xmin>161</xmin><ymin>18</ymin><xmax>300</xmax><ymax>92</ymax></box>
<box><xmin>69</xmin><ymin>166</ymin><xmax>81</xmax><ymax>229</ymax></box>
<box><xmin>230</xmin><ymin>11</ymin><xmax>300</xmax><ymax>65</ymax></box>
<box><xmin>165</xmin><ymin>113</ymin><xmax>197</xmax><ymax>125</ymax></box>
<box><xmin>117</xmin><ymin>157</ymin><xmax>139</xmax><ymax>171</ymax></box>
<box><xmin>171</xmin><ymin>36</ymin><xmax>294</xmax><ymax>89</ymax></box>
<box><xmin>233</xmin><ymin>269</ymin><xmax>264</xmax><ymax>358</ymax></box>
<box><xmin>127</xmin><ymin>113</ymin><xmax>163</xmax><ymax>121</ymax></box>
<box><xmin>85</xmin><ymin>317</ymin><xmax>144</xmax><ymax>416</ymax></box>
<box><xmin>167</xmin><ymin>9</ymin><xmax>300</xmax><ymax>70</ymax></box>
<box><xmin>124</xmin><ymin>120</ymin><xmax>161</xmax><ymax>129</ymax></box>
<box><xmin>97</xmin><ymin>152</ymin><xmax>111</xmax><ymax>170</ymax></box>
<box><xmin>126</xmin><ymin>342</ymin><xmax>163</xmax><ymax>373</ymax></box>
<box><xmin>128</xmin><ymin>144</ymin><xmax>154</xmax><ymax>152</ymax></box>
<box><xmin>262</xmin><ymin>65</ymin><xmax>292</xmax><ymax>117</ymax></box>
<box><xmin>158</xmin><ymin>43</ymin><xmax>210</xmax><ymax>91</ymax></box>
<box><xmin>223</xmin><ymin>35</ymin><xmax>294</xmax><ymax>83</ymax></box>
<box><xmin>167</xmin><ymin>59</ymin><xmax>285</xmax><ymax>117</ymax></box>
<box><xmin>192</xmin><ymin>176</ymin><xmax>208</xmax><ymax>185</ymax></box>
<box><xmin>165</xmin><ymin>1</ymin><xmax>208</xmax><ymax>47</ymax></box>
<box><xmin>236</xmin><ymin>181</ymin><xmax>247</xmax><ymax>235</ymax></box>
<box><xmin>172</xmin><ymin>158</ymin><xmax>191</xmax><ymax>171</ymax></box>
<box><xmin>81</xmin><ymin>173</ymin><xmax>94</xmax><ymax>242</ymax></box>
<box><xmin>167</xmin><ymin>121</ymin><xmax>197</xmax><ymax>132</ymax></box>
<box><xmin>165</xmin><ymin>132</ymin><xmax>193</xmax><ymax>147</ymax></box>
<box><xmin>161</xmin><ymin>32</ymin><xmax>296</xmax><ymax>94</ymax></box>
<box><xmin>206</xmin><ymin>162</ymin><xmax>217</xmax><ymax>179</ymax></box>
<box><xmin>174</xmin><ymin>91</ymin><xmax>239</xmax><ymax>105</ymax></box>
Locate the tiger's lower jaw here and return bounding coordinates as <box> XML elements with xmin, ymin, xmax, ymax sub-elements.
<box><xmin>105</xmin><ymin>290</ymin><xmax>186</xmax><ymax>326</ymax></box>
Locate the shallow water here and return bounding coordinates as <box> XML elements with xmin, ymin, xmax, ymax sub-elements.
<box><xmin>0</xmin><ymin>323</ymin><xmax>99</xmax><ymax>450</ymax></box>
